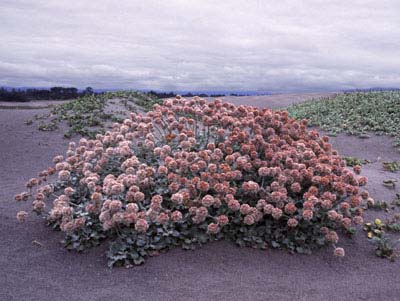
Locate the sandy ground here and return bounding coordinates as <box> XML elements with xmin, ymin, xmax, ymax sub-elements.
<box><xmin>0</xmin><ymin>100</ymin><xmax>69</xmax><ymax>109</ymax></box>
<box><xmin>1</xmin><ymin>95</ymin><xmax>399</xmax><ymax>301</ymax></box>
<box><xmin>220</xmin><ymin>92</ymin><xmax>339</xmax><ymax>109</ymax></box>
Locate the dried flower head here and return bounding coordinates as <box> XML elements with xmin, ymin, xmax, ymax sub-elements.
<box><xmin>16</xmin><ymin>211</ymin><xmax>28</xmax><ymax>222</ymax></box>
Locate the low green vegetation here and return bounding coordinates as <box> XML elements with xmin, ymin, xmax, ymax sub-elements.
<box><xmin>342</xmin><ymin>156</ymin><xmax>370</xmax><ymax>167</ymax></box>
<box><xmin>119</xmin><ymin>91</ymin><xmax>163</xmax><ymax>111</ymax></box>
<box><xmin>364</xmin><ymin>194</ymin><xmax>400</xmax><ymax>261</ymax></box>
<box><xmin>383</xmin><ymin>179</ymin><xmax>397</xmax><ymax>189</ymax></box>
<box><xmin>366</xmin><ymin>196</ymin><xmax>400</xmax><ymax>211</ymax></box>
<box><xmin>286</xmin><ymin>91</ymin><xmax>400</xmax><ymax>146</ymax></box>
<box><xmin>371</xmin><ymin>234</ymin><xmax>399</xmax><ymax>261</ymax></box>
<box><xmin>383</xmin><ymin>161</ymin><xmax>400</xmax><ymax>172</ymax></box>
<box><xmin>27</xmin><ymin>91</ymin><xmax>162</xmax><ymax>138</ymax></box>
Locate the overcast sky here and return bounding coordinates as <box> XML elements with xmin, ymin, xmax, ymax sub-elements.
<box><xmin>1</xmin><ymin>0</ymin><xmax>399</xmax><ymax>92</ymax></box>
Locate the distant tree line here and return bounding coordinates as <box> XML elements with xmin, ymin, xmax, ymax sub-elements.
<box><xmin>147</xmin><ymin>91</ymin><xmax>176</xmax><ymax>99</ymax></box>
<box><xmin>0</xmin><ymin>86</ymin><xmax>232</xmax><ymax>102</ymax></box>
<box><xmin>343</xmin><ymin>87</ymin><xmax>400</xmax><ymax>93</ymax></box>
<box><xmin>0</xmin><ymin>87</ymin><xmax>95</xmax><ymax>102</ymax></box>
<box><xmin>147</xmin><ymin>90</ymin><xmax>226</xmax><ymax>99</ymax></box>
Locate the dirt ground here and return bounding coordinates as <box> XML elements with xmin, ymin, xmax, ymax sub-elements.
<box><xmin>1</xmin><ymin>94</ymin><xmax>399</xmax><ymax>301</ymax></box>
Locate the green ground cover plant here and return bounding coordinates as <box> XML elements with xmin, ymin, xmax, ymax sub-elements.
<box><xmin>342</xmin><ymin>156</ymin><xmax>370</xmax><ymax>167</ymax></box>
<box><xmin>364</xmin><ymin>194</ymin><xmax>400</xmax><ymax>261</ymax></box>
<box><xmin>382</xmin><ymin>161</ymin><xmax>400</xmax><ymax>172</ymax></box>
<box><xmin>285</xmin><ymin>91</ymin><xmax>400</xmax><ymax>146</ymax></box>
<box><xmin>27</xmin><ymin>91</ymin><xmax>162</xmax><ymax>138</ymax></box>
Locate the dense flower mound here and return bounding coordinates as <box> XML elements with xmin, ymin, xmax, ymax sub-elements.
<box><xmin>16</xmin><ymin>96</ymin><xmax>369</xmax><ymax>267</ymax></box>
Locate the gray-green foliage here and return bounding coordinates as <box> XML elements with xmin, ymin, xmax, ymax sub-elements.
<box><xmin>285</xmin><ymin>91</ymin><xmax>400</xmax><ymax>146</ymax></box>
<box><xmin>28</xmin><ymin>91</ymin><xmax>162</xmax><ymax>138</ymax></box>
<box><xmin>383</xmin><ymin>161</ymin><xmax>400</xmax><ymax>172</ymax></box>
<box><xmin>342</xmin><ymin>156</ymin><xmax>370</xmax><ymax>167</ymax></box>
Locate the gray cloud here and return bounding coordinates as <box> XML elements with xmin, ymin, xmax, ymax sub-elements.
<box><xmin>1</xmin><ymin>0</ymin><xmax>399</xmax><ymax>92</ymax></box>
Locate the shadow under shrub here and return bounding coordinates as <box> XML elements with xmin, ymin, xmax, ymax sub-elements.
<box><xmin>16</xmin><ymin>96</ymin><xmax>368</xmax><ymax>267</ymax></box>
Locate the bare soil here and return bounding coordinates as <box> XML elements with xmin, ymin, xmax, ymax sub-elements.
<box><xmin>0</xmin><ymin>95</ymin><xmax>399</xmax><ymax>301</ymax></box>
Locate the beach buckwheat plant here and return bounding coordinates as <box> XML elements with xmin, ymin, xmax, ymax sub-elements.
<box><xmin>15</xmin><ymin>96</ymin><xmax>368</xmax><ymax>267</ymax></box>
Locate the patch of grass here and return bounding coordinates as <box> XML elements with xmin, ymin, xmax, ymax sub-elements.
<box><xmin>285</xmin><ymin>91</ymin><xmax>400</xmax><ymax>146</ymax></box>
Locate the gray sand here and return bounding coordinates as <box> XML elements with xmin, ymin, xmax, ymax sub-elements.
<box><xmin>220</xmin><ymin>92</ymin><xmax>339</xmax><ymax>109</ymax></box>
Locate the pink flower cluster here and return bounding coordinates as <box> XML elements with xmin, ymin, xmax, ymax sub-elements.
<box><xmin>16</xmin><ymin>96</ymin><xmax>369</xmax><ymax>263</ymax></box>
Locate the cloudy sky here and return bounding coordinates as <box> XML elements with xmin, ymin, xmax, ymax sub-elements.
<box><xmin>1</xmin><ymin>0</ymin><xmax>399</xmax><ymax>92</ymax></box>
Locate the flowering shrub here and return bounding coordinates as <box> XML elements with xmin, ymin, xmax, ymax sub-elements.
<box><xmin>16</xmin><ymin>96</ymin><xmax>368</xmax><ymax>267</ymax></box>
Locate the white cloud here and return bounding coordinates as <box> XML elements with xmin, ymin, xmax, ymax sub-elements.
<box><xmin>0</xmin><ymin>0</ymin><xmax>399</xmax><ymax>91</ymax></box>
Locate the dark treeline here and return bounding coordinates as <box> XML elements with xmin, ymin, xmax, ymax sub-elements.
<box><xmin>0</xmin><ymin>87</ymin><xmax>95</xmax><ymax>102</ymax></box>
<box><xmin>147</xmin><ymin>90</ymin><xmax>226</xmax><ymax>99</ymax></box>
<box><xmin>343</xmin><ymin>87</ymin><xmax>400</xmax><ymax>93</ymax></box>
<box><xmin>1</xmin><ymin>87</ymin><xmax>235</xmax><ymax>102</ymax></box>
<box><xmin>147</xmin><ymin>91</ymin><xmax>176</xmax><ymax>99</ymax></box>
